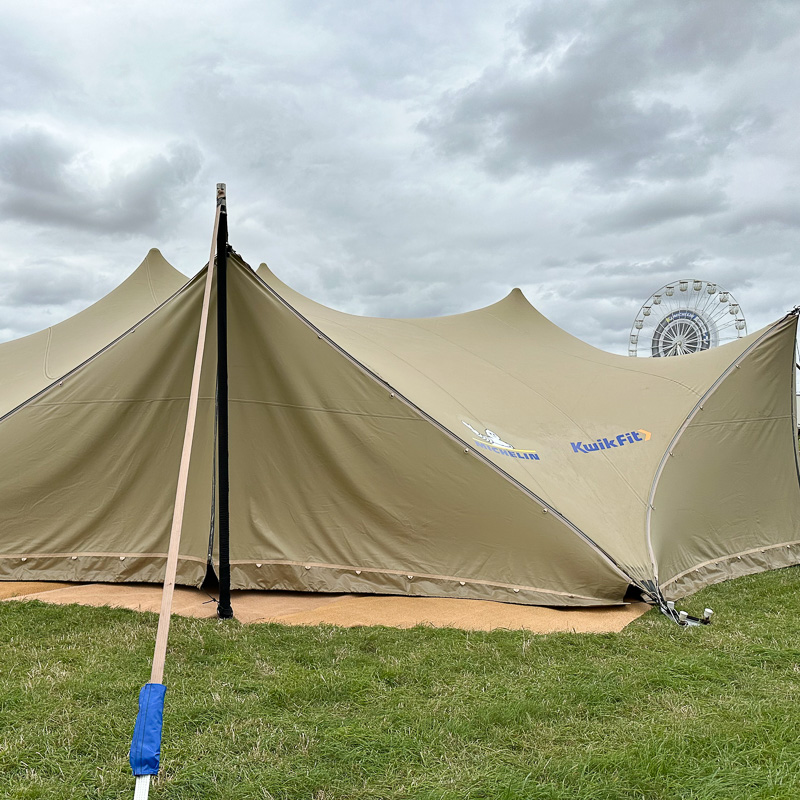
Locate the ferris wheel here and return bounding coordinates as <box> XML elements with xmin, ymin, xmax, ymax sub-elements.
<box><xmin>628</xmin><ymin>279</ymin><xmax>747</xmax><ymax>357</ymax></box>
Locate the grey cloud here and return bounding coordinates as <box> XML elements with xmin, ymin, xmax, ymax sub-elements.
<box><xmin>0</xmin><ymin>1</ymin><xmax>796</xmax><ymax>353</ymax></box>
<box><xmin>0</xmin><ymin>128</ymin><xmax>203</xmax><ymax>236</ymax></box>
<box><xmin>0</xmin><ymin>28</ymin><xmax>66</xmax><ymax>109</ymax></box>
<box><xmin>0</xmin><ymin>128</ymin><xmax>72</xmax><ymax>193</ymax></box>
<box><xmin>589</xmin><ymin>184</ymin><xmax>729</xmax><ymax>233</ymax></box>
<box><xmin>720</xmin><ymin>202</ymin><xmax>800</xmax><ymax>234</ymax></box>
<box><xmin>425</xmin><ymin>74</ymin><xmax>693</xmax><ymax>181</ymax></box>
<box><xmin>538</xmin><ymin>252</ymin><xmax>709</xmax><ymax>304</ymax></box>
<box><xmin>0</xmin><ymin>255</ymin><xmax>115</xmax><ymax>346</ymax></box>
<box><xmin>421</xmin><ymin>0</ymin><xmax>799</xmax><ymax>181</ymax></box>
<box><xmin>649</xmin><ymin>1</ymin><xmax>796</xmax><ymax>70</ymax></box>
<box><xmin>519</xmin><ymin>0</ymin><xmax>795</xmax><ymax>69</ymax></box>
<box><xmin>525</xmin><ymin>248</ymin><xmax>782</xmax><ymax>353</ymax></box>
<box><xmin>522</xmin><ymin>252</ymin><xmax>701</xmax><ymax>346</ymax></box>
<box><xmin>2</xmin><ymin>258</ymin><xmax>102</xmax><ymax>307</ymax></box>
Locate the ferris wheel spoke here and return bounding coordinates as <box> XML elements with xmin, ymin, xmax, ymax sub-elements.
<box><xmin>699</xmin><ymin>292</ymin><xmax>718</xmax><ymax>317</ymax></box>
<box><xmin>631</xmin><ymin>280</ymin><xmax>746</xmax><ymax>357</ymax></box>
<box><xmin>708</xmin><ymin>307</ymin><xmax>730</xmax><ymax>326</ymax></box>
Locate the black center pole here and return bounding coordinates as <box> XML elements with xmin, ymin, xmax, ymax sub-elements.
<box><xmin>216</xmin><ymin>183</ymin><xmax>234</xmax><ymax>620</ymax></box>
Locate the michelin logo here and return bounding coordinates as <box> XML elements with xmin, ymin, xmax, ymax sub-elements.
<box><xmin>571</xmin><ymin>429</ymin><xmax>651</xmax><ymax>454</ymax></box>
<box><xmin>462</xmin><ymin>422</ymin><xmax>540</xmax><ymax>461</ymax></box>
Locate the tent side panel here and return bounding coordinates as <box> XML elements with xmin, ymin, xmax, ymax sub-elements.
<box><xmin>652</xmin><ymin>315</ymin><xmax>800</xmax><ymax>600</ymax></box>
<box><xmin>0</xmin><ymin>250</ymin><xmax>186</xmax><ymax>417</ymax></box>
<box><xmin>256</xmin><ymin>264</ymin><xmax>769</xmax><ymax>593</ymax></box>
<box><xmin>224</xmin><ymin>260</ymin><xmax>629</xmax><ymax>606</ymax></box>
<box><xmin>0</xmin><ymin>272</ymin><xmax>214</xmax><ymax>586</ymax></box>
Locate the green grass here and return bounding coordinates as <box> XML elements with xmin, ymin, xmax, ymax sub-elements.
<box><xmin>2</xmin><ymin>569</ymin><xmax>800</xmax><ymax>799</ymax></box>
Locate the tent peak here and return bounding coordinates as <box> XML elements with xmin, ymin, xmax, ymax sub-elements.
<box><xmin>255</xmin><ymin>262</ymin><xmax>534</xmax><ymax>322</ymax></box>
<box><xmin>503</xmin><ymin>287</ymin><xmax>532</xmax><ymax>305</ymax></box>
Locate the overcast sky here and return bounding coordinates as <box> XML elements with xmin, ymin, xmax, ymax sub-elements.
<box><xmin>1</xmin><ymin>0</ymin><xmax>799</xmax><ymax>353</ymax></box>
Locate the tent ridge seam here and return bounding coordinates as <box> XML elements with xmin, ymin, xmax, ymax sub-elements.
<box><xmin>32</xmin><ymin>397</ymin><xmax>211</xmax><ymax>409</ymax></box>
<box><xmin>43</xmin><ymin>326</ymin><xmax>55</xmax><ymax>380</ymax></box>
<box><xmin>145</xmin><ymin>256</ymin><xmax>159</xmax><ymax>305</ymax></box>
<box><xmin>301</xmin><ymin>318</ymin><xmax>481</xmax><ymax>420</ymax></box>
<box><xmin>230</xmin><ymin>398</ymin><xmax>418</xmax><ymax>420</ymax></box>
<box><xmin>684</xmin><ymin>414</ymin><xmax>792</xmax><ymax>428</ymax></box>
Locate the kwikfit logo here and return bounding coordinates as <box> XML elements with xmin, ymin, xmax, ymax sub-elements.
<box><xmin>571</xmin><ymin>429</ymin><xmax>651</xmax><ymax>454</ymax></box>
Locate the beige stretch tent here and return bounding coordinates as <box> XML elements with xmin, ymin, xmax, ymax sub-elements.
<box><xmin>0</xmin><ymin>250</ymin><xmax>187</xmax><ymax>418</ymax></box>
<box><xmin>1</xmin><ymin>250</ymin><xmax>799</xmax><ymax>608</ymax></box>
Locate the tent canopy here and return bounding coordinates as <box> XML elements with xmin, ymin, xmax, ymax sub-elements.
<box><xmin>1</xmin><ymin>250</ymin><xmax>798</xmax><ymax>606</ymax></box>
<box><xmin>0</xmin><ymin>249</ymin><xmax>186</xmax><ymax>418</ymax></box>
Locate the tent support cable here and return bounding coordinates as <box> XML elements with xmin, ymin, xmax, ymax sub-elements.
<box><xmin>130</xmin><ymin>185</ymin><xmax>224</xmax><ymax>800</ymax></box>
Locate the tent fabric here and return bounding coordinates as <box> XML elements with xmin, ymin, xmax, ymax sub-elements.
<box><xmin>253</xmin><ymin>262</ymin><xmax>800</xmax><ymax>601</ymax></box>
<box><xmin>0</xmin><ymin>249</ymin><xmax>186</xmax><ymax>418</ymax></box>
<box><xmin>224</xmin><ymin>263</ymin><xmax>627</xmax><ymax>605</ymax></box>
<box><xmin>0</xmin><ymin>251</ymin><xmax>798</xmax><ymax>606</ymax></box>
<box><xmin>0</xmin><ymin>268</ymin><xmax>214</xmax><ymax>588</ymax></box>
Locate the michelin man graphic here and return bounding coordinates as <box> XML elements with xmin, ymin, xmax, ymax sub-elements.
<box><xmin>462</xmin><ymin>421</ymin><xmax>513</xmax><ymax>448</ymax></box>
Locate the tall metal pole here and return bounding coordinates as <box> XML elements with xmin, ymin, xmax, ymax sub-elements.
<box><xmin>215</xmin><ymin>183</ymin><xmax>233</xmax><ymax>620</ymax></box>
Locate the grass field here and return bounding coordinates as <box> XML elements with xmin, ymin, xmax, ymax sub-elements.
<box><xmin>2</xmin><ymin>569</ymin><xmax>800</xmax><ymax>800</ymax></box>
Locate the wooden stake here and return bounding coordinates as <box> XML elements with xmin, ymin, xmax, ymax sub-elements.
<box><xmin>133</xmin><ymin>185</ymin><xmax>224</xmax><ymax>799</ymax></box>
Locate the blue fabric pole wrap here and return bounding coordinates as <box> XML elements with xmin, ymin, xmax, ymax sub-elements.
<box><xmin>129</xmin><ymin>683</ymin><xmax>167</xmax><ymax>776</ymax></box>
